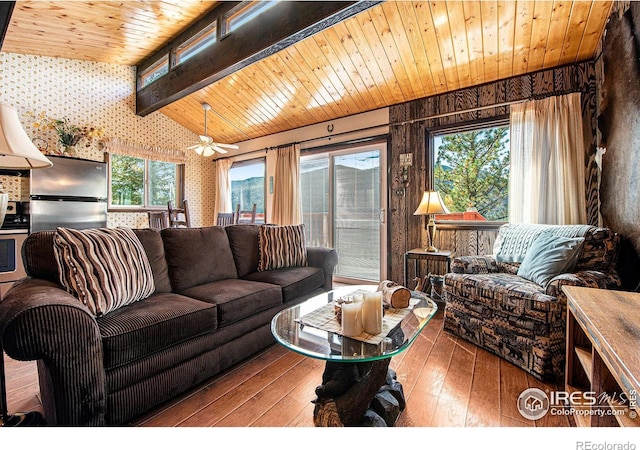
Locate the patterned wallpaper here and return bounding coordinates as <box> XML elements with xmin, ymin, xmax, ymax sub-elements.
<box><xmin>0</xmin><ymin>52</ymin><xmax>216</xmax><ymax>228</ymax></box>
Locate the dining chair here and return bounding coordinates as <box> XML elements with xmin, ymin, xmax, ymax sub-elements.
<box><xmin>216</xmin><ymin>212</ymin><xmax>236</xmax><ymax>226</ymax></box>
<box><xmin>236</xmin><ymin>203</ymin><xmax>257</xmax><ymax>224</ymax></box>
<box><xmin>148</xmin><ymin>211</ymin><xmax>169</xmax><ymax>230</ymax></box>
<box><xmin>168</xmin><ymin>199</ymin><xmax>191</xmax><ymax>228</ymax></box>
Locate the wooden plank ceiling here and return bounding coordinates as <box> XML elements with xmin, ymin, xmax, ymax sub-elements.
<box><xmin>2</xmin><ymin>1</ymin><xmax>613</xmax><ymax>145</ymax></box>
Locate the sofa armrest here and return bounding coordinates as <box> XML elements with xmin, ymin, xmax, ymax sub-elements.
<box><xmin>307</xmin><ymin>247</ymin><xmax>339</xmax><ymax>290</ymax></box>
<box><xmin>546</xmin><ymin>270</ymin><xmax>622</xmax><ymax>305</ymax></box>
<box><xmin>0</xmin><ymin>278</ymin><xmax>106</xmax><ymax>426</ymax></box>
<box><xmin>450</xmin><ymin>255</ymin><xmax>499</xmax><ymax>274</ymax></box>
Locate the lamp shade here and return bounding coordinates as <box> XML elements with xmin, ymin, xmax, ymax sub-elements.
<box><xmin>0</xmin><ymin>104</ymin><xmax>53</xmax><ymax>169</ymax></box>
<box><xmin>414</xmin><ymin>190</ymin><xmax>449</xmax><ymax>216</ymax></box>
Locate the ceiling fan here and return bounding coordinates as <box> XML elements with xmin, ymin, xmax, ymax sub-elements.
<box><xmin>187</xmin><ymin>102</ymin><xmax>239</xmax><ymax>157</ymax></box>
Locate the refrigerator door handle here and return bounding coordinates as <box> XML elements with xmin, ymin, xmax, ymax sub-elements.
<box><xmin>30</xmin><ymin>195</ymin><xmax>107</xmax><ymax>202</ymax></box>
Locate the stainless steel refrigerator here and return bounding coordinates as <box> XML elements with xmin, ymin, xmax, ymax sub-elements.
<box><xmin>30</xmin><ymin>155</ymin><xmax>108</xmax><ymax>233</ymax></box>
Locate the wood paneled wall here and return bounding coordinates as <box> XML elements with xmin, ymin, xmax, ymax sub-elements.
<box><xmin>596</xmin><ymin>2</ymin><xmax>640</xmax><ymax>290</ymax></box>
<box><xmin>435</xmin><ymin>222</ymin><xmax>504</xmax><ymax>258</ymax></box>
<box><xmin>387</xmin><ymin>62</ymin><xmax>598</xmax><ymax>284</ymax></box>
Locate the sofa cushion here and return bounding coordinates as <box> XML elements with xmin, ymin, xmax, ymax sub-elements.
<box><xmin>22</xmin><ymin>230</ymin><xmax>59</xmax><ymax>284</ymax></box>
<box><xmin>243</xmin><ymin>266</ymin><xmax>324</xmax><ymax>303</ymax></box>
<box><xmin>225</xmin><ymin>224</ymin><xmax>260</xmax><ymax>278</ymax></box>
<box><xmin>258</xmin><ymin>224</ymin><xmax>308</xmax><ymax>271</ymax></box>
<box><xmin>96</xmin><ymin>293</ymin><xmax>217</xmax><ymax>370</ymax></box>
<box><xmin>493</xmin><ymin>223</ymin><xmax>592</xmax><ymax>263</ymax></box>
<box><xmin>575</xmin><ymin>227</ymin><xmax>620</xmax><ymax>272</ymax></box>
<box><xmin>161</xmin><ymin>227</ymin><xmax>238</xmax><ymax>292</ymax></box>
<box><xmin>53</xmin><ymin>227</ymin><xmax>155</xmax><ymax>317</ymax></box>
<box><xmin>517</xmin><ymin>233</ymin><xmax>584</xmax><ymax>287</ymax></box>
<box><xmin>180</xmin><ymin>278</ymin><xmax>282</xmax><ymax>327</ymax></box>
<box><xmin>133</xmin><ymin>228</ymin><xmax>172</xmax><ymax>294</ymax></box>
<box><xmin>444</xmin><ymin>272</ymin><xmax>560</xmax><ymax>322</ymax></box>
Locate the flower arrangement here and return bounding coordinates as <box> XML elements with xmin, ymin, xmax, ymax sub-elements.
<box><xmin>29</xmin><ymin>111</ymin><xmax>105</xmax><ymax>155</ymax></box>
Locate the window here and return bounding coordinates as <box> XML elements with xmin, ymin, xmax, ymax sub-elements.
<box><xmin>432</xmin><ymin>121</ymin><xmax>510</xmax><ymax>222</ymax></box>
<box><xmin>221</xmin><ymin>1</ymin><xmax>277</xmax><ymax>37</ymax></box>
<box><xmin>300</xmin><ymin>156</ymin><xmax>329</xmax><ymax>248</ymax></box>
<box><xmin>230</xmin><ymin>158</ymin><xmax>265</xmax><ymax>223</ymax></box>
<box><xmin>139</xmin><ymin>54</ymin><xmax>169</xmax><ymax>88</ymax></box>
<box><xmin>109</xmin><ymin>154</ymin><xmax>183</xmax><ymax>209</ymax></box>
<box><xmin>301</xmin><ymin>144</ymin><xmax>387</xmax><ymax>282</ymax></box>
<box><xmin>174</xmin><ymin>22</ymin><xmax>217</xmax><ymax>66</ymax></box>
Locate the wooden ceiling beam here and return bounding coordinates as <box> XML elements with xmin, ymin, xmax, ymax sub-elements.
<box><xmin>135</xmin><ymin>1</ymin><xmax>382</xmax><ymax>117</ymax></box>
<box><xmin>0</xmin><ymin>2</ymin><xmax>15</xmax><ymax>50</ymax></box>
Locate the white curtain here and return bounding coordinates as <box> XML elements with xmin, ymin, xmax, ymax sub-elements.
<box><xmin>214</xmin><ymin>158</ymin><xmax>233</xmax><ymax>223</ymax></box>
<box><xmin>272</xmin><ymin>143</ymin><xmax>301</xmax><ymax>225</ymax></box>
<box><xmin>509</xmin><ymin>92</ymin><xmax>587</xmax><ymax>225</ymax></box>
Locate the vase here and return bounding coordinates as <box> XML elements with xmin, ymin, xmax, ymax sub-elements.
<box><xmin>59</xmin><ymin>144</ymin><xmax>77</xmax><ymax>156</ymax></box>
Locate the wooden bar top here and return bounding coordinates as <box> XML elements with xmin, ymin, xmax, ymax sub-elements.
<box><xmin>563</xmin><ymin>286</ymin><xmax>640</xmax><ymax>403</ymax></box>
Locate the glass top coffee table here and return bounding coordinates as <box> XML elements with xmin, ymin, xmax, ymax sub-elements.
<box><xmin>270</xmin><ymin>284</ymin><xmax>438</xmax><ymax>426</ymax></box>
<box><xmin>271</xmin><ymin>285</ymin><xmax>437</xmax><ymax>362</ymax></box>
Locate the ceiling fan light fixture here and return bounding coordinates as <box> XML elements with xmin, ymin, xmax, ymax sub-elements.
<box><xmin>189</xmin><ymin>102</ymin><xmax>238</xmax><ymax>157</ymax></box>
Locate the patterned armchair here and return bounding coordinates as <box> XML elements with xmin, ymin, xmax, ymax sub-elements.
<box><xmin>443</xmin><ymin>223</ymin><xmax>620</xmax><ymax>381</ymax></box>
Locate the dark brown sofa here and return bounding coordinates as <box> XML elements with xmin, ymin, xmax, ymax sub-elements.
<box><xmin>0</xmin><ymin>225</ymin><xmax>338</xmax><ymax>426</ymax></box>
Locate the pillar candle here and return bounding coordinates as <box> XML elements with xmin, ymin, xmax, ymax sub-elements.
<box><xmin>341</xmin><ymin>302</ymin><xmax>363</xmax><ymax>337</ymax></box>
<box><xmin>362</xmin><ymin>291</ymin><xmax>383</xmax><ymax>335</ymax></box>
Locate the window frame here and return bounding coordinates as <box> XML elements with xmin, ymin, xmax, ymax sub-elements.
<box><xmin>427</xmin><ymin>115</ymin><xmax>510</xmax><ymax>223</ymax></box>
<box><xmin>107</xmin><ymin>153</ymin><xmax>185</xmax><ymax>212</ymax></box>
<box><xmin>138</xmin><ymin>54</ymin><xmax>169</xmax><ymax>89</ymax></box>
<box><xmin>221</xmin><ymin>1</ymin><xmax>277</xmax><ymax>38</ymax></box>
<box><xmin>173</xmin><ymin>22</ymin><xmax>218</xmax><ymax>66</ymax></box>
<box><xmin>300</xmin><ymin>138</ymin><xmax>389</xmax><ymax>282</ymax></box>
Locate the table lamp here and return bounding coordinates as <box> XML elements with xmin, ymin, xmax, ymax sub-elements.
<box><xmin>414</xmin><ymin>190</ymin><xmax>449</xmax><ymax>252</ymax></box>
<box><xmin>0</xmin><ymin>103</ymin><xmax>52</xmax><ymax>427</ymax></box>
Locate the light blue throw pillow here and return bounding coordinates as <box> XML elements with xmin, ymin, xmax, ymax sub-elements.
<box><xmin>516</xmin><ymin>232</ymin><xmax>585</xmax><ymax>287</ymax></box>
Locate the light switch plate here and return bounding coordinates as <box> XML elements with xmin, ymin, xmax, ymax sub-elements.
<box><xmin>399</xmin><ymin>153</ymin><xmax>412</xmax><ymax>166</ymax></box>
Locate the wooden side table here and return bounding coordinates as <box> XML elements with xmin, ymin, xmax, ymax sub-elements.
<box><xmin>563</xmin><ymin>286</ymin><xmax>640</xmax><ymax>427</ymax></box>
<box><xmin>403</xmin><ymin>248</ymin><xmax>455</xmax><ymax>288</ymax></box>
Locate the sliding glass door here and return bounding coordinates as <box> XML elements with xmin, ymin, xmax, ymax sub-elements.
<box><xmin>301</xmin><ymin>143</ymin><xmax>386</xmax><ymax>282</ymax></box>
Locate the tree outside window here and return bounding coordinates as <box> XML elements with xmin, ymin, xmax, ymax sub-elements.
<box><xmin>110</xmin><ymin>154</ymin><xmax>182</xmax><ymax>209</ymax></box>
<box><xmin>111</xmin><ymin>155</ymin><xmax>144</xmax><ymax>206</ymax></box>
<box><xmin>434</xmin><ymin>125</ymin><xmax>509</xmax><ymax>222</ymax></box>
<box><xmin>149</xmin><ymin>160</ymin><xmax>177</xmax><ymax>207</ymax></box>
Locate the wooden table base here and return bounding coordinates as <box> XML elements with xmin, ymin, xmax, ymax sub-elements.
<box><xmin>312</xmin><ymin>359</ymin><xmax>402</xmax><ymax>426</ymax></box>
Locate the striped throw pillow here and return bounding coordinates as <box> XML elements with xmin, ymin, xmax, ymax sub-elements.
<box><xmin>258</xmin><ymin>224</ymin><xmax>308</xmax><ymax>271</ymax></box>
<box><xmin>53</xmin><ymin>227</ymin><xmax>155</xmax><ymax>317</ymax></box>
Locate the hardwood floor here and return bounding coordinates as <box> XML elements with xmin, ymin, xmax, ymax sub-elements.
<box><xmin>3</xmin><ymin>307</ymin><xmax>569</xmax><ymax>428</ymax></box>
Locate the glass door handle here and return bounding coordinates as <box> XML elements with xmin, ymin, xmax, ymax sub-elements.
<box><xmin>379</xmin><ymin>208</ymin><xmax>385</xmax><ymax>224</ymax></box>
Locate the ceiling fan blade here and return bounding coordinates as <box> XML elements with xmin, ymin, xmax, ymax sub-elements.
<box><xmin>212</xmin><ymin>145</ymin><xmax>228</xmax><ymax>154</ymax></box>
<box><xmin>186</xmin><ymin>143</ymin><xmax>202</xmax><ymax>149</ymax></box>
<box><xmin>199</xmin><ymin>135</ymin><xmax>213</xmax><ymax>144</ymax></box>
<box><xmin>212</xmin><ymin>142</ymin><xmax>239</xmax><ymax>149</ymax></box>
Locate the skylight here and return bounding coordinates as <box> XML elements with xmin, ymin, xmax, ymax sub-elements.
<box><xmin>221</xmin><ymin>1</ymin><xmax>277</xmax><ymax>37</ymax></box>
<box><xmin>175</xmin><ymin>22</ymin><xmax>218</xmax><ymax>66</ymax></box>
<box><xmin>139</xmin><ymin>55</ymin><xmax>169</xmax><ymax>88</ymax></box>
